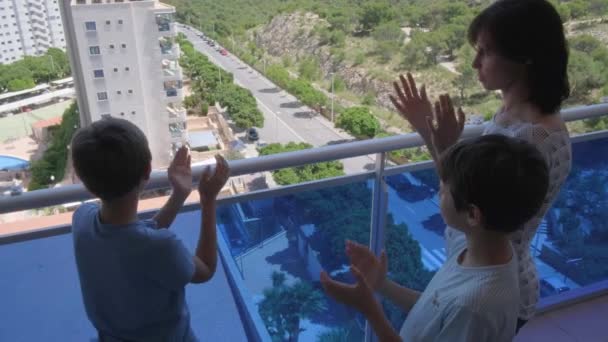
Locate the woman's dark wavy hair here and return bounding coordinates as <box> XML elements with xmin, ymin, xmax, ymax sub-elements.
<box><xmin>468</xmin><ymin>0</ymin><xmax>570</xmax><ymax>114</ymax></box>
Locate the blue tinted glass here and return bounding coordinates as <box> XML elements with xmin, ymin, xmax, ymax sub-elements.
<box><xmin>384</xmin><ymin>134</ymin><xmax>608</xmax><ymax>310</ymax></box>
<box><xmin>218</xmin><ymin>181</ymin><xmax>373</xmax><ymax>340</ymax></box>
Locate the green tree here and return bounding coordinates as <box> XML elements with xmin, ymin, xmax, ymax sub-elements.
<box><xmin>287</xmin><ymin>79</ymin><xmax>328</xmax><ymax>110</ymax></box>
<box><xmin>568</xmin><ymin>50</ymin><xmax>604</xmax><ymax>100</ymax></box>
<box><xmin>258</xmin><ymin>271</ymin><xmax>326</xmax><ymax>342</ymax></box>
<box><xmin>215</xmin><ymin>83</ymin><xmax>264</xmax><ymax>128</ymax></box>
<box><xmin>403</xmin><ymin>35</ymin><xmax>430</xmax><ymax>68</ymax></box>
<box><xmin>259</xmin><ymin>142</ymin><xmax>345</xmax><ymax>185</ymax></box>
<box><xmin>359</xmin><ymin>3</ymin><xmax>396</xmax><ymax>33</ymax></box>
<box><xmin>298</xmin><ymin>57</ymin><xmax>321</xmax><ymax>81</ymax></box>
<box><xmin>267</xmin><ymin>64</ymin><xmax>291</xmax><ymax>89</ymax></box>
<box><xmin>336</xmin><ymin>106</ymin><xmax>381</xmax><ymax>138</ymax></box>
<box><xmin>452</xmin><ymin>45</ymin><xmax>476</xmax><ymax>102</ymax></box>
<box><xmin>7</xmin><ymin>78</ymin><xmax>36</xmax><ymax>92</ymax></box>
<box><xmin>376</xmin><ymin>132</ymin><xmax>431</xmax><ymax>164</ymax></box>
<box><xmin>570</xmin><ymin>35</ymin><xmax>604</xmax><ymax>55</ymax></box>
<box><xmin>29</xmin><ymin>102</ymin><xmax>79</xmax><ymax>190</ymax></box>
<box><xmin>567</xmin><ymin>0</ymin><xmax>590</xmax><ymax>19</ymax></box>
<box><xmin>556</xmin><ymin>208</ymin><xmax>584</xmax><ymax>253</ymax></box>
<box><xmin>292</xmin><ymin>182</ymin><xmax>434</xmax><ymax>296</ymax></box>
<box><xmin>372</xmin><ymin>21</ymin><xmax>403</xmax><ymax>63</ymax></box>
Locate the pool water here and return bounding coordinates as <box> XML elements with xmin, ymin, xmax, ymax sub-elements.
<box><xmin>0</xmin><ymin>155</ymin><xmax>29</xmax><ymax>171</ymax></box>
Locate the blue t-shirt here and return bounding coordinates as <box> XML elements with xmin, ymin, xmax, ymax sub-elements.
<box><xmin>72</xmin><ymin>203</ymin><xmax>196</xmax><ymax>342</ymax></box>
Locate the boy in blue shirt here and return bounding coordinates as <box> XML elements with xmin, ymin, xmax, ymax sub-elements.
<box><xmin>70</xmin><ymin>118</ymin><xmax>230</xmax><ymax>342</ymax></box>
<box><xmin>321</xmin><ymin>135</ymin><xmax>549</xmax><ymax>341</ymax></box>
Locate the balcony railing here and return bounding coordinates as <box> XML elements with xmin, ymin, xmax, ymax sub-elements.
<box><xmin>156</xmin><ymin>13</ymin><xmax>175</xmax><ymax>33</ymax></box>
<box><xmin>0</xmin><ymin>104</ymin><xmax>607</xmax><ymax>341</ymax></box>
<box><xmin>161</xmin><ymin>59</ymin><xmax>182</xmax><ymax>78</ymax></box>
<box><xmin>167</xmin><ymin>104</ymin><xmax>186</xmax><ymax>120</ymax></box>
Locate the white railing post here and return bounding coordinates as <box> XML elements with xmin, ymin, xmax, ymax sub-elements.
<box><xmin>366</xmin><ymin>152</ymin><xmax>389</xmax><ymax>342</ymax></box>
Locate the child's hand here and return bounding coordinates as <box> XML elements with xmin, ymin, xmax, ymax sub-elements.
<box><xmin>198</xmin><ymin>155</ymin><xmax>230</xmax><ymax>205</ymax></box>
<box><xmin>320</xmin><ymin>266</ymin><xmax>379</xmax><ymax>316</ymax></box>
<box><xmin>345</xmin><ymin>240</ymin><xmax>388</xmax><ymax>291</ymax></box>
<box><xmin>168</xmin><ymin>146</ymin><xmax>192</xmax><ymax>200</ymax></box>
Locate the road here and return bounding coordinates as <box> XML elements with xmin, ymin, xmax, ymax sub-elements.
<box><xmin>178</xmin><ymin>25</ymin><xmax>376</xmax><ymax>174</ymax></box>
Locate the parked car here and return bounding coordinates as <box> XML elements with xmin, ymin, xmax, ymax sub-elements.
<box><xmin>540</xmin><ymin>277</ymin><xmax>570</xmax><ymax>297</ymax></box>
<box><xmin>220</xmin><ymin>49</ymin><xmax>228</xmax><ymax>56</ymax></box>
<box><xmin>247</xmin><ymin>128</ymin><xmax>259</xmax><ymax>142</ymax></box>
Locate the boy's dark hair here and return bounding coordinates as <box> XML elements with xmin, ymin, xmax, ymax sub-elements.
<box><xmin>71</xmin><ymin>117</ymin><xmax>152</xmax><ymax>201</ymax></box>
<box><xmin>468</xmin><ymin>0</ymin><xmax>569</xmax><ymax>114</ymax></box>
<box><xmin>439</xmin><ymin>135</ymin><xmax>549</xmax><ymax>233</ymax></box>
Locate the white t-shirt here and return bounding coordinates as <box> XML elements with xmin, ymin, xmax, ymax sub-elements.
<box><xmin>445</xmin><ymin>118</ymin><xmax>572</xmax><ymax>319</ymax></box>
<box><xmin>400</xmin><ymin>233</ymin><xmax>519</xmax><ymax>342</ymax></box>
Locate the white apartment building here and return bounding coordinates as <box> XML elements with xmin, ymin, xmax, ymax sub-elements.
<box><xmin>0</xmin><ymin>0</ymin><xmax>67</xmax><ymax>64</ymax></box>
<box><xmin>59</xmin><ymin>0</ymin><xmax>187</xmax><ymax>169</ymax></box>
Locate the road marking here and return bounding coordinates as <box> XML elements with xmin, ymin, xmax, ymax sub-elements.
<box><xmin>255</xmin><ymin>99</ymin><xmax>306</xmax><ymax>143</ymax></box>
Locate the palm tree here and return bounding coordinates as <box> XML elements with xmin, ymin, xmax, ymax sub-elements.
<box><xmin>259</xmin><ymin>271</ymin><xmax>326</xmax><ymax>342</ymax></box>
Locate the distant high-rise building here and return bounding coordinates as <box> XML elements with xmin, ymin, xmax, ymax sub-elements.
<box><xmin>0</xmin><ymin>0</ymin><xmax>67</xmax><ymax>64</ymax></box>
<box><xmin>60</xmin><ymin>0</ymin><xmax>187</xmax><ymax>169</ymax></box>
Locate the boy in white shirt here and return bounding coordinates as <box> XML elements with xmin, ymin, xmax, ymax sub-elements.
<box><xmin>321</xmin><ymin>135</ymin><xmax>549</xmax><ymax>342</ymax></box>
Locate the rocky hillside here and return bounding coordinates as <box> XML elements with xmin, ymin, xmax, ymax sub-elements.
<box><xmin>254</xmin><ymin>12</ymin><xmax>398</xmax><ymax>112</ymax></box>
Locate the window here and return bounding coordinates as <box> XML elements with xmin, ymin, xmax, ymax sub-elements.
<box><xmin>118</xmin><ymin>19</ymin><xmax>123</xmax><ymax>24</ymax></box>
<box><xmin>106</xmin><ymin>20</ymin><xmax>110</xmax><ymax>25</ymax></box>
<box><xmin>131</xmin><ymin>111</ymin><xmax>136</xmax><ymax>115</ymax></box>
<box><xmin>101</xmin><ymin>114</ymin><xmax>111</xmax><ymax>119</ymax></box>
<box><xmin>89</xmin><ymin>45</ymin><xmax>100</xmax><ymax>55</ymax></box>
<box><xmin>125</xmin><ymin>67</ymin><xmax>129</xmax><ymax>71</ymax></box>
<box><xmin>85</xmin><ymin>21</ymin><xmax>96</xmax><ymax>31</ymax></box>
<box><xmin>109</xmin><ymin>44</ymin><xmax>114</xmax><ymax>49</ymax></box>
<box><xmin>116</xmin><ymin>90</ymin><xmax>121</xmax><ymax>95</ymax></box>
<box><xmin>121</xmin><ymin>43</ymin><xmax>126</xmax><ymax>48</ymax></box>
<box><xmin>120</xmin><ymin>112</ymin><xmax>125</xmax><ymax>116</ymax></box>
<box><xmin>93</xmin><ymin>69</ymin><xmax>104</xmax><ymax>78</ymax></box>
<box><xmin>96</xmin><ymin>92</ymin><xmax>108</xmax><ymax>101</ymax></box>
<box><xmin>113</xmin><ymin>67</ymin><xmax>118</xmax><ymax>72</ymax></box>
<box><xmin>128</xmin><ymin>89</ymin><xmax>133</xmax><ymax>94</ymax></box>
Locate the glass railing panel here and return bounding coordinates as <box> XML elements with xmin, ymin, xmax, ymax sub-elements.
<box><xmin>543</xmin><ymin>135</ymin><xmax>608</xmax><ymax>296</ymax></box>
<box><xmin>217</xmin><ymin>180</ymin><xmax>374</xmax><ymax>341</ymax></box>
<box><xmin>383</xmin><ymin>132</ymin><xmax>608</xmax><ymax>329</ymax></box>
<box><xmin>383</xmin><ymin>168</ymin><xmax>440</xmax><ymax>329</ymax></box>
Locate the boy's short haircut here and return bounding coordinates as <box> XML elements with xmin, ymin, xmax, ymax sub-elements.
<box><xmin>71</xmin><ymin>117</ymin><xmax>152</xmax><ymax>201</ymax></box>
<box><xmin>438</xmin><ymin>134</ymin><xmax>549</xmax><ymax>233</ymax></box>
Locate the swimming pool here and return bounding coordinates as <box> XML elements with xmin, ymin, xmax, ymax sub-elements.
<box><xmin>0</xmin><ymin>155</ymin><xmax>29</xmax><ymax>171</ymax></box>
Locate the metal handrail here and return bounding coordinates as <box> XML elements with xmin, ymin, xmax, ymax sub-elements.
<box><xmin>1</xmin><ymin>103</ymin><xmax>607</xmax><ymax>214</ymax></box>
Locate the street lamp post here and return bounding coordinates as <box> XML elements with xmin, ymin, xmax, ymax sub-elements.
<box><xmin>49</xmin><ymin>54</ymin><xmax>55</xmax><ymax>74</ymax></box>
<box><xmin>330</xmin><ymin>73</ymin><xmax>335</xmax><ymax>123</ymax></box>
<box><xmin>275</xmin><ymin>111</ymin><xmax>279</xmax><ymax>141</ymax></box>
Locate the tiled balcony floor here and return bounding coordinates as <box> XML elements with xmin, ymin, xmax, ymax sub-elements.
<box><xmin>516</xmin><ymin>294</ymin><xmax>608</xmax><ymax>342</ymax></box>
<box><xmin>0</xmin><ymin>210</ymin><xmax>247</xmax><ymax>342</ymax></box>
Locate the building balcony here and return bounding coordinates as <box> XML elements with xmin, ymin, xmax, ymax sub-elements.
<box><xmin>156</xmin><ymin>13</ymin><xmax>176</xmax><ymax>36</ymax></box>
<box><xmin>1</xmin><ymin>104</ymin><xmax>607</xmax><ymax>341</ymax></box>
<box><xmin>159</xmin><ymin>36</ymin><xmax>180</xmax><ymax>55</ymax></box>
<box><xmin>161</xmin><ymin>59</ymin><xmax>183</xmax><ymax>79</ymax></box>
<box><xmin>167</xmin><ymin>104</ymin><xmax>187</xmax><ymax>122</ymax></box>
<box><xmin>164</xmin><ymin>80</ymin><xmax>183</xmax><ymax>99</ymax></box>
<box><xmin>163</xmin><ymin>87</ymin><xmax>183</xmax><ymax>99</ymax></box>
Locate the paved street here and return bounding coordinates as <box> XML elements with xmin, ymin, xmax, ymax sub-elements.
<box><xmin>179</xmin><ymin>26</ymin><xmax>376</xmax><ymax>174</ymax></box>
